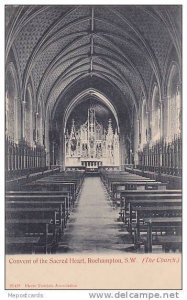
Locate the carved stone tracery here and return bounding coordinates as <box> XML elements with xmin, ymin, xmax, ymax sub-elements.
<box><xmin>65</xmin><ymin>105</ymin><xmax>120</xmax><ymax>167</ymax></box>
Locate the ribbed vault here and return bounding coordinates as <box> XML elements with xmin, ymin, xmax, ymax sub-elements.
<box><xmin>5</xmin><ymin>5</ymin><xmax>182</xmax><ymax>168</ymax></box>
<box><xmin>6</xmin><ymin>5</ymin><xmax>181</xmax><ymax>118</ymax></box>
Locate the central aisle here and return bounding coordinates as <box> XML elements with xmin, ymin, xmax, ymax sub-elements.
<box><xmin>57</xmin><ymin>175</ymin><xmax>132</xmax><ymax>253</ymax></box>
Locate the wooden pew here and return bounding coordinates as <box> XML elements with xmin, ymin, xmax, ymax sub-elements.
<box><xmin>6</xmin><ymin>236</ymin><xmax>41</xmax><ymax>254</ymax></box>
<box><xmin>117</xmin><ymin>191</ymin><xmax>182</xmax><ymax>253</ymax></box>
<box><xmin>115</xmin><ymin>189</ymin><xmax>182</xmax><ymax>208</ymax></box>
<box><xmin>5</xmin><ymin>217</ymin><xmax>57</xmax><ymax>254</ymax></box>
<box><xmin>118</xmin><ymin>189</ymin><xmax>182</xmax><ymax>253</ymax></box>
<box><xmin>5</xmin><ymin>170</ymin><xmax>85</xmax><ymax>254</ymax></box>
<box><xmin>100</xmin><ymin>170</ymin><xmax>157</xmax><ymax>193</ymax></box>
<box><xmin>30</xmin><ymin>177</ymin><xmax>82</xmax><ymax>198</ymax></box>
<box><xmin>111</xmin><ymin>181</ymin><xmax>167</xmax><ymax>197</ymax></box>
<box><xmin>7</xmin><ymin>200</ymin><xmax>67</xmax><ymax>232</ymax></box>
<box><xmin>23</xmin><ymin>182</ymin><xmax>76</xmax><ymax>201</ymax></box>
<box><xmin>138</xmin><ymin>217</ymin><xmax>182</xmax><ymax>252</ymax></box>
<box><xmin>131</xmin><ymin>204</ymin><xmax>182</xmax><ymax>241</ymax></box>
<box><xmin>23</xmin><ymin>170</ymin><xmax>85</xmax><ymax>198</ymax></box>
<box><xmin>5</xmin><ymin>192</ymin><xmax>71</xmax><ymax>253</ymax></box>
<box><xmin>132</xmin><ymin>205</ymin><xmax>182</xmax><ymax>225</ymax></box>
<box><xmin>6</xmin><ymin>190</ymin><xmax>72</xmax><ymax>208</ymax></box>
<box><xmin>124</xmin><ymin>193</ymin><xmax>182</xmax><ymax>223</ymax></box>
<box><xmin>6</xmin><ymin>194</ymin><xmax>70</xmax><ymax>226</ymax></box>
<box><xmin>104</xmin><ymin>175</ymin><xmax>155</xmax><ymax>189</ymax></box>
<box><xmin>119</xmin><ymin>190</ymin><xmax>181</xmax><ymax>197</ymax></box>
<box><xmin>101</xmin><ymin>169</ymin><xmax>181</xmax><ymax>256</ymax></box>
<box><xmin>107</xmin><ymin>179</ymin><xmax>157</xmax><ymax>195</ymax></box>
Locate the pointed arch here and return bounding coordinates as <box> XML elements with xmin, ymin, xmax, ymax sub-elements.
<box><xmin>151</xmin><ymin>83</ymin><xmax>161</xmax><ymax>142</ymax></box>
<box><xmin>141</xmin><ymin>97</ymin><xmax>149</xmax><ymax>147</ymax></box>
<box><xmin>166</xmin><ymin>63</ymin><xmax>181</xmax><ymax>141</ymax></box>
<box><xmin>24</xmin><ymin>84</ymin><xmax>34</xmax><ymax>145</ymax></box>
<box><xmin>5</xmin><ymin>62</ymin><xmax>21</xmax><ymax>142</ymax></box>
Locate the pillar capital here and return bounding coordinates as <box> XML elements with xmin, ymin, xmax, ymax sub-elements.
<box><xmin>14</xmin><ymin>96</ymin><xmax>21</xmax><ymax>102</ymax></box>
<box><xmin>160</xmin><ymin>98</ymin><xmax>168</xmax><ymax>108</ymax></box>
<box><xmin>176</xmin><ymin>82</ymin><xmax>182</xmax><ymax>88</ymax></box>
<box><xmin>176</xmin><ymin>83</ymin><xmax>182</xmax><ymax>95</ymax></box>
<box><xmin>161</xmin><ymin>94</ymin><xmax>169</xmax><ymax>101</ymax></box>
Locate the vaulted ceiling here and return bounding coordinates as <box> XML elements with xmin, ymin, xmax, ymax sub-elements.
<box><xmin>5</xmin><ymin>5</ymin><xmax>182</xmax><ymax>118</ymax></box>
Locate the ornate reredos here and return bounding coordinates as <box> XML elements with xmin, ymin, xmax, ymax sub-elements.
<box><xmin>65</xmin><ymin>105</ymin><xmax>120</xmax><ymax>166</ymax></box>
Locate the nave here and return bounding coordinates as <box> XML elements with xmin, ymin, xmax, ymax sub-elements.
<box><xmin>57</xmin><ymin>176</ymin><xmax>129</xmax><ymax>253</ymax></box>
<box><xmin>5</xmin><ymin>168</ymin><xmax>182</xmax><ymax>255</ymax></box>
<box><xmin>5</xmin><ymin>5</ymin><xmax>182</xmax><ymax>256</ymax></box>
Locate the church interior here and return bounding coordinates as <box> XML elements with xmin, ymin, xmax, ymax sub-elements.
<box><xmin>5</xmin><ymin>5</ymin><xmax>182</xmax><ymax>254</ymax></box>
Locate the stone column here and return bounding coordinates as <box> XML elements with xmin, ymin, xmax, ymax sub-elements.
<box><xmin>14</xmin><ymin>97</ymin><xmax>20</xmax><ymax>144</ymax></box>
<box><xmin>35</xmin><ymin>112</ymin><xmax>39</xmax><ymax>144</ymax></box>
<box><xmin>44</xmin><ymin>110</ymin><xmax>50</xmax><ymax>168</ymax></box>
<box><xmin>5</xmin><ymin>91</ymin><xmax>9</xmax><ymax>136</ymax></box>
<box><xmin>59</xmin><ymin>128</ymin><xmax>65</xmax><ymax>171</ymax></box>
<box><xmin>133</xmin><ymin>117</ymin><xmax>139</xmax><ymax>167</ymax></box>
<box><xmin>22</xmin><ymin>101</ymin><xmax>26</xmax><ymax>140</ymax></box>
<box><xmin>176</xmin><ymin>83</ymin><xmax>182</xmax><ymax>134</ymax></box>
<box><xmin>161</xmin><ymin>96</ymin><xmax>168</xmax><ymax>140</ymax></box>
<box><xmin>119</xmin><ymin>135</ymin><xmax>125</xmax><ymax>170</ymax></box>
<box><xmin>160</xmin><ymin>99</ymin><xmax>165</xmax><ymax>139</ymax></box>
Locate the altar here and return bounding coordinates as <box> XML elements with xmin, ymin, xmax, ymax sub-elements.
<box><xmin>65</xmin><ymin>106</ymin><xmax>120</xmax><ymax>168</ymax></box>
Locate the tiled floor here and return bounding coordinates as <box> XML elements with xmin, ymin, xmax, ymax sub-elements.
<box><xmin>57</xmin><ymin>176</ymin><xmax>134</xmax><ymax>253</ymax></box>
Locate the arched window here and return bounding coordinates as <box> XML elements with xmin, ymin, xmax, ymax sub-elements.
<box><xmin>151</xmin><ymin>84</ymin><xmax>161</xmax><ymax>142</ymax></box>
<box><xmin>141</xmin><ymin>99</ymin><xmax>148</xmax><ymax>146</ymax></box>
<box><xmin>25</xmin><ymin>86</ymin><xmax>33</xmax><ymax>145</ymax></box>
<box><xmin>167</xmin><ymin>64</ymin><xmax>181</xmax><ymax>141</ymax></box>
<box><xmin>6</xmin><ymin>65</ymin><xmax>21</xmax><ymax>143</ymax></box>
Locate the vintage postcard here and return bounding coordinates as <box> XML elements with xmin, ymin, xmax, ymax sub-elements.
<box><xmin>5</xmin><ymin>4</ymin><xmax>182</xmax><ymax>290</ymax></box>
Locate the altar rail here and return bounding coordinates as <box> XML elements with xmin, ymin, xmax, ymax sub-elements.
<box><xmin>137</xmin><ymin>134</ymin><xmax>182</xmax><ymax>176</ymax></box>
<box><xmin>5</xmin><ymin>136</ymin><xmax>46</xmax><ymax>178</ymax></box>
<box><xmin>98</xmin><ymin>166</ymin><xmax>120</xmax><ymax>171</ymax></box>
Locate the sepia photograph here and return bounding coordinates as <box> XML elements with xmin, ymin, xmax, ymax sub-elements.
<box><xmin>4</xmin><ymin>4</ymin><xmax>182</xmax><ymax>290</ymax></box>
